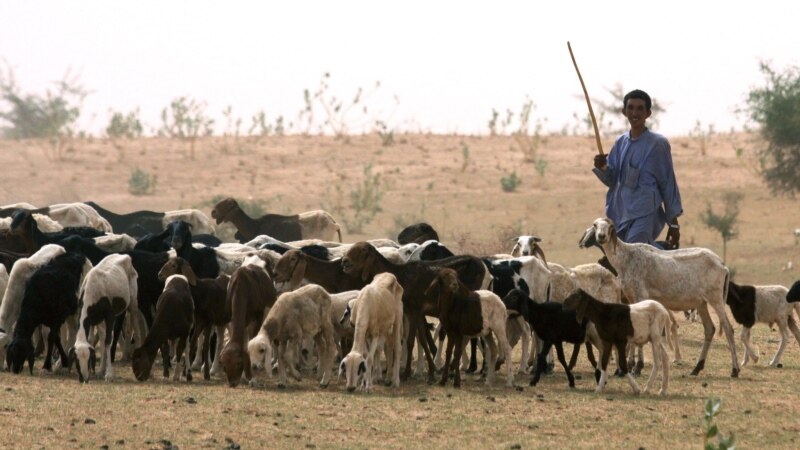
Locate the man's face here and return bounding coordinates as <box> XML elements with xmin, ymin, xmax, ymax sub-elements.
<box><xmin>623</xmin><ymin>98</ymin><xmax>651</xmax><ymax>128</ymax></box>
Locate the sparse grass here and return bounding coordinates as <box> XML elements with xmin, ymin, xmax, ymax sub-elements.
<box><xmin>1</xmin><ymin>321</ymin><xmax>799</xmax><ymax>448</ymax></box>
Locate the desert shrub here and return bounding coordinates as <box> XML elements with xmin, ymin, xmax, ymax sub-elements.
<box><xmin>129</xmin><ymin>167</ymin><xmax>156</xmax><ymax>196</ymax></box>
<box><xmin>325</xmin><ymin>163</ymin><xmax>384</xmax><ymax>233</ymax></box>
<box><xmin>159</xmin><ymin>96</ymin><xmax>214</xmax><ymax>159</ymax></box>
<box><xmin>375</xmin><ymin>120</ymin><xmax>394</xmax><ymax>146</ymax></box>
<box><xmin>106</xmin><ymin>109</ymin><xmax>143</xmax><ymax>140</ymax></box>
<box><xmin>534</xmin><ymin>157</ymin><xmax>549</xmax><ymax>177</ymax></box>
<box><xmin>512</xmin><ymin>97</ymin><xmax>546</xmax><ymax>162</ymax></box>
<box><xmin>298</xmin><ymin>72</ymin><xmax>398</xmax><ymax>139</ymax></box>
<box><xmin>690</xmin><ymin>120</ymin><xmax>715</xmax><ymax>156</ymax></box>
<box><xmin>461</xmin><ymin>143</ymin><xmax>470</xmax><ymax>172</ymax></box>
<box><xmin>742</xmin><ymin>62</ymin><xmax>800</xmax><ymax>196</ymax></box>
<box><xmin>500</xmin><ymin>171</ymin><xmax>521</xmax><ymax>192</ymax></box>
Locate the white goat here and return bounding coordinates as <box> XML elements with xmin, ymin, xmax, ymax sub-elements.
<box><xmin>339</xmin><ymin>273</ymin><xmax>404</xmax><ymax>392</ymax></box>
<box><xmin>0</xmin><ymin>214</ymin><xmax>63</xmax><ymax>233</ymax></box>
<box><xmin>49</xmin><ymin>203</ymin><xmax>113</xmax><ymax>232</ymax></box>
<box><xmin>510</xmin><ymin>235</ymin><xmax>546</xmax><ymax>262</ymax></box>
<box><xmin>93</xmin><ymin>233</ymin><xmax>138</xmax><ymax>253</ymax></box>
<box><xmin>264</xmin><ymin>284</ymin><xmax>336</xmax><ymax>388</ymax></box>
<box><xmin>163</xmin><ymin>209</ymin><xmax>216</xmax><ymax>235</ymax></box>
<box><xmin>580</xmin><ymin>217</ymin><xmax>739</xmax><ymax>377</ymax></box>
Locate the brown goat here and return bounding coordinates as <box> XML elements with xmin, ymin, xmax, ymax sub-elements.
<box><xmin>158</xmin><ymin>256</ymin><xmax>231</xmax><ymax>380</ymax></box>
<box><xmin>131</xmin><ymin>275</ymin><xmax>194</xmax><ymax>382</ymax></box>
<box><xmin>273</xmin><ymin>249</ymin><xmax>366</xmax><ymax>293</ymax></box>
<box><xmin>219</xmin><ymin>258</ymin><xmax>277</xmax><ymax>387</ymax></box>
<box><xmin>425</xmin><ymin>268</ymin><xmax>514</xmax><ymax>388</ymax></box>
<box><xmin>341</xmin><ymin>241</ymin><xmax>487</xmax><ymax>382</ymax></box>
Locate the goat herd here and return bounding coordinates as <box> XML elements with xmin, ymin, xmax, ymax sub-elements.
<box><xmin>0</xmin><ymin>198</ymin><xmax>799</xmax><ymax>398</ymax></box>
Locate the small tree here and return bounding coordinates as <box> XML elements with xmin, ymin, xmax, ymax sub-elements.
<box><xmin>742</xmin><ymin>62</ymin><xmax>800</xmax><ymax>196</ymax></box>
<box><xmin>106</xmin><ymin>109</ymin><xmax>143</xmax><ymax>140</ymax></box>
<box><xmin>159</xmin><ymin>96</ymin><xmax>214</xmax><ymax>159</ymax></box>
<box><xmin>701</xmin><ymin>192</ymin><xmax>743</xmax><ymax>263</ymax></box>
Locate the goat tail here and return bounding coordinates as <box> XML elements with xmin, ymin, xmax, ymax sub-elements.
<box><xmin>336</xmin><ymin>226</ymin><xmax>343</xmax><ymax>243</ymax></box>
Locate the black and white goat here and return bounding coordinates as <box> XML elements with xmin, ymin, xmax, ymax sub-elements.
<box><xmin>72</xmin><ymin>254</ymin><xmax>143</xmax><ymax>382</ymax></box>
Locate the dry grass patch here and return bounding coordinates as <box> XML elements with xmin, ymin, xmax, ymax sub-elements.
<box><xmin>1</xmin><ymin>319</ymin><xmax>799</xmax><ymax>449</ymax></box>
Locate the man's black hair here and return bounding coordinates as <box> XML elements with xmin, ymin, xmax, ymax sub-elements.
<box><xmin>623</xmin><ymin>89</ymin><xmax>652</xmax><ymax>110</ymax></box>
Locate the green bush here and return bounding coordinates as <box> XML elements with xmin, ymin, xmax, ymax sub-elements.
<box><xmin>743</xmin><ymin>62</ymin><xmax>800</xmax><ymax>196</ymax></box>
<box><xmin>500</xmin><ymin>171</ymin><xmax>521</xmax><ymax>192</ymax></box>
<box><xmin>106</xmin><ymin>109</ymin><xmax>143</xmax><ymax>139</ymax></box>
<box><xmin>325</xmin><ymin>163</ymin><xmax>384</xmax><ymax>233</ymax></box>
<box><xmin>129</xmin><ymin>167</ymin><xmax>156</xmax><ymax>196</ymax></box>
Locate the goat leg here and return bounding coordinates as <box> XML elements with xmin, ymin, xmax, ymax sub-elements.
<box><xmin>555</xmin><ymin>342</ymin><xmax>575</xmax><ymax>388</ymax></box>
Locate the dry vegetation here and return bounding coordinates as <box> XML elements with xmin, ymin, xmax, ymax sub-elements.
<box><xmin>1</xmin><ymin>132</ymin><xmax>799</xmax><ymax>448</ymax></box>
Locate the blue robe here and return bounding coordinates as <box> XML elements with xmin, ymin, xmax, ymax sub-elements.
<box><xmin>593</xmin><ymin>128</ymin><xmax>683</xmax><ymax>245</ymax></box>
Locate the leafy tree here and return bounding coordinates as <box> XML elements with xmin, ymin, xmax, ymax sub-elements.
<box><xmin>0</xmin><ymin>65</ymin><xmax>87</xmax><ymax>159</ymax></box>
<box><xmin>743</xmin><ymin>62</ymin><xmax>800</xmax><ymax>196</ymax></box>
<box><xmin>159</xmin><ymin>96</ymin><xmax>214</xmax><ymax>159</ymax></box>
<box><xmin>106</xmin><ymin>109</ymin><xmax>143</xmax><ymax>139</ymax></box>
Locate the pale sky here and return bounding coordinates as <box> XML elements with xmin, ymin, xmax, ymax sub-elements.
<box><xmin>1</xmin><ymin>1</ymin><xmax>798</xmax><ymax>137</ymax></box>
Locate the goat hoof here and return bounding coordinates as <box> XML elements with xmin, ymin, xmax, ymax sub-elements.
<box><xmin>277</xmin><ymin>383</ymin><xmax>286</xmax><ymax>389</ymax></box>
<box><xmin>249</xmin><ymin>379</ymin><xmax>258</xmax><ymax>388</ymax></box>
<box><xmin>731</xmin><ymin>368</ymin><xmax>739</xmax><ymax>378</ymax></box>
<box><xmin>319</xmin><ymin>383</ymin><xmax>328</xmax><ymax>389</ymax></box>
<box><xmin>777</xmin><ymin>363</ymin><xmax>784</xmax><ymax>368</ymax></box>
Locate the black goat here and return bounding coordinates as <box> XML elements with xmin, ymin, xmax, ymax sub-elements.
<box><xmin>397</xmin><ymin>222</ymin><xmax>440</xmax><ymax>245</ymax></box>
<box><xmin>502</xmin><ymin>289</ymin><xmax>594</xmax><ymax>388</ymax></box>
<box><xmin>131</xmin><ymin>274</ymin><xmax>194</xmax><ymax>382</ymax></box>
<box><xmin>6</xmin><ymin>252</ymin><xmax>89</xmax><ymax>374</ymax></box>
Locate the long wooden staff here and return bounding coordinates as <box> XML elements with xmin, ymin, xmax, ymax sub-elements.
<box><xmin>567</xmin><ymin>41</ymin><xmax>604</xmax><ymax>156</ymax></box>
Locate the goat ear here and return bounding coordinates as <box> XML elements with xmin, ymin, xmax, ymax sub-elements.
<box><xmin>510</xmin><ymin>242</ymin><xmax>520</xmax><ymax>257</ymax></box>
<box><xmin>578</xmin><ymin>226</ymin><xmax>597</xmax><ymax>248</ymax></box>
<box><xmin>289</xmin><ymin>256</ymin><xmax>307</xmax><ymax>290</ymax></box>
<box><xmin>609</xmin><ymin>223</ymin><xmax>617</xmax><ymax>243</ymax></box>
<box><xmin>360</xmin><ymin>249</ymin><xmax>376</xmax><ymax>282</ymax></box>
<box><xmin>533</xmin><ymin>244</ymin><xmax>547</xmax><ymax>265</ymax></box>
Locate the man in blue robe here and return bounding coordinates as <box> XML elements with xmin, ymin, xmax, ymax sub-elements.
<box><xmin>593</xmin><ymin>89</ymin><xmax>682</xmax><ymax>248</ymax></box>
